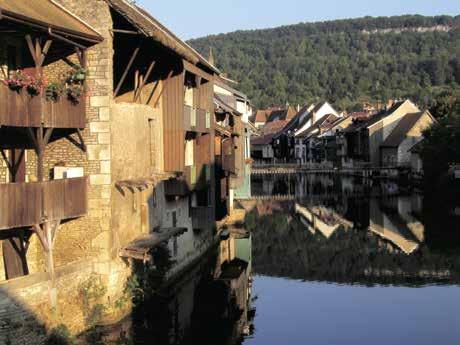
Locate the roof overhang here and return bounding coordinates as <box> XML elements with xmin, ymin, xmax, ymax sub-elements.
<box><xmin>106</xmin><ymin>0</ymin><xmax>219</xmax><ymax>74</ymax></box>
<box><xmin>0</xmin><ymin>0</ymin><xmax>103</xmax><ymax>44</ymax></box>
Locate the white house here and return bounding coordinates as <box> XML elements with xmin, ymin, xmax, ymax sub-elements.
<box><xmin>294</xmin><ymin>102</ymin><xmax>340</xmax><ymax>137</ymax></box>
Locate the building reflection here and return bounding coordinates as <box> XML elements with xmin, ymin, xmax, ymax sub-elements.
<box><xmin>111</xmin><ymin>230</ymin><xmax>254</xmax><ymax>345</ymax></box>
<box><xmin>248</xmin><ymin>174</ymin><xmax>460</xmax><ymax>285</ymax></box>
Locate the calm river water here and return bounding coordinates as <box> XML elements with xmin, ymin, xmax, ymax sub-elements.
<box><xmin>106</xmin><ymin>174</ymin><xmax>460</xmax><ymax>345</ymax></box>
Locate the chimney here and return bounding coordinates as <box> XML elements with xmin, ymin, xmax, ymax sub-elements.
<box><xmin>297</xmin><ymin>104</ymin><xmax>300</xmax><ymax>112</ymax></box>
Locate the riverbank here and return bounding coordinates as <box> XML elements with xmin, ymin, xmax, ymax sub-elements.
<box><xmin>251</xmin><ymin>164</ymin><xmax>416</xmax><ymax>181</ymax></box>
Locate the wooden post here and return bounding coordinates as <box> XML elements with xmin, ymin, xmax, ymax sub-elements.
<box><xmin>37</xmin><ymin>126</ymin><xmax>44</xmax><ymax>181</ymax></box>
<box><xmin>33</xmin><ymin>221</ymin><xmax>60</xmax><ymax>309</ymax></box>
<box><xmin>44</xmin><ymin>223</ymin><xmax>56</xmax><ymax>287</ymax></box>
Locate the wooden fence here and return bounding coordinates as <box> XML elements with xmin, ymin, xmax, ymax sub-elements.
<box><xmin>0</xmin><ymin>177</ymin><xmax>88</xmax><ymax>230</ymax></box>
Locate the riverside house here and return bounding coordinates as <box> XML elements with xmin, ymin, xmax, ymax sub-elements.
<box><xmin>0</xmin><ymin>0</ymin><xmax>249</xmax><ymax>341</ymax></box>
<box><xmin>380</xmin><ymin>110</ymin><xmax>436</xmax><ymax>167</ymax></box>
<box><xmin>214</xmin><ymin>77</ymin><xmax>253</xmax><ymax>216</ymax></box>
<box><xmin>338</xmin><ymin>100</ymin><xmax>421</xmax><ymax>168</ymax></box>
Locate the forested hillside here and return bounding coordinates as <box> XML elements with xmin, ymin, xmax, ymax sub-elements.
<box><xmin>189</xmin><ymin>15</ymin><xmax>460</xmax><ymax>110</ymax></box>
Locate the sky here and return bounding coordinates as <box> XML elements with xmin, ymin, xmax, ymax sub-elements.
<box><xmin>138</xmin><ymin>0</ymin><xmax>460</xmax><ymax>40</ymax></box>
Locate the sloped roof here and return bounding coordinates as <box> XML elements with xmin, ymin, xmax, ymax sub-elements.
<box><xmin>267</xmin><ymin>106</ymin><xmax>297</xmax><ymax>122</ymax></box>
<box><xmin>260</xmin><ymin>120</ymin><xmax>289</xmax><ymax>136</ymax></box>
<box><xmin>343</xmin><ymin>101</ymin><xmax>410</xmax><ymax>134</ymax></box>
<box><xmin>251</xmin><ymin>133</ymin><xmax>276</xmax><ymax>146</ymax></box>
<box><xmin>381</xmin><ymin>112</ymin><xmax>427</xmax><ymax>148</ymax></box>
<box><xmin>0</xmin><ymin>0</ymin><xmax>102</xmax><ymax>41</ymax></box>
<box><xmin>297</xmin><ymin>114</ymin><xmax>340</xmax><ymax>138</ymax></box>
<box><xmin>214</xmin><ymin>95</ymin><xmax>242</xmax><ymax>116</ymax></box>
<box><xmin>254</xmin><ymin>110</ymin><xmax>269</xmax><ymax>123</ymax></box>
<box><xmin>280</xmin><ymin>104</ymin><xmax>311</xmax><ymax>134</ymax></box>
<box><xmin>106</xmin><ymin>0</ymin><xmax>218</xmax><ymax>73</ymax></box>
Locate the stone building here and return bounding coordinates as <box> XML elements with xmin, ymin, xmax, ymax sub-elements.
<box><xmin>339</xmin><ymin>100</ymin><xmax>421</xmax><ymax>168</ymax></box>
<box><xmin>380</xmin><ymin>111</ymin><xmax>435</xmax><ymax>167</ymax></box>
<box><xmin>0</xmin><ymin>0</ymin><xmax>241</xmax><ymax>342</ymax></box>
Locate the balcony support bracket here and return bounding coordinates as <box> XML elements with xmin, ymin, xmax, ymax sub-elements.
<box><xmin>25</xmin><ymin>35</ymin><xmax>53</xmax><ymax>69</ymax></box>
<box><xmin>0</xmin><ymin>148</ymin><xmax>25</xmax><ymax>180</ymax></box>
<box><xmin>33</xmin><ymin>219</ymin><xmax>61</xmax><ymax>308</ymax></box>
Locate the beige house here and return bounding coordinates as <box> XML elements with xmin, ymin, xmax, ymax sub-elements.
<box><xmin>380</xmin><ymin>111</ymin><xmax>435</xmax><ymax>167</ymax></box>
<box><xmin>340</xmin><ymin>100</ymin><xmax>421</xmax><ymax>167</ymax></box>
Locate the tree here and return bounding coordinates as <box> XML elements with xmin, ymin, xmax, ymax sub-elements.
<box><xmin>189</xmin><ymin>15</ymin><xmax>460</xmax><ymax>110</ymax></box>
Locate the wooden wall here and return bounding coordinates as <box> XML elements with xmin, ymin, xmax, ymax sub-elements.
<box><xmin>163</xmin><ymin>70</ymin><xmax>185</xmax><ymax>173</ymax></box>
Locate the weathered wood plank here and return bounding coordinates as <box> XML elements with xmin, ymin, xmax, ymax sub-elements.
<box><xmin>0</xmin><ymin>83</ymin><xmax>85</xmax><ymax>129</ymax></box>
<box><xmin>0</xmin><ymin>177</ymin><xmax>88</xmax><ymax>230</ymax></box>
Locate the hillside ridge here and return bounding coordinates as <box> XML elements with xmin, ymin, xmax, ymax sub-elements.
<box><xmin>189</xmin><ymin>15</ymin><xmax>460</xmax><ymax>109</ymax></box>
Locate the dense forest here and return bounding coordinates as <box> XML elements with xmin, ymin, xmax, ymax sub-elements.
<box><xmin>189</xmin><ymin>15</ymin><xmax>460</xmax><ymax>110</ymax></box>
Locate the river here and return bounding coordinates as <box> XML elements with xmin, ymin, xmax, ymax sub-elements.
<box><xmin>101</xmin><ymin>173</ymin><xmax>460</xmax><ymax>345</ymax></box>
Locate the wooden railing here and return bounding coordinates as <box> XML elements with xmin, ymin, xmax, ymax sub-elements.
<box><xmin>190</xmin><ymin>206</ymin><xmax>214</xmax><ymax>230</ymax></box>
<box><xmin>183</xmin><ymin>105</ymin><xmax>210</xmax><ymax>133</ymax></box>
<box><xmin>163</xmin><ymin>164</ymin><xmax>212</xmax><ymax>197</ymax></box>
<box><xmin>0</xmin><ymin>177</ymin><xmax>88</xmax><ymax>230</ymax></box>
<box><xmin>0</xmin><ymin>83</ymin><xmax>85</xmax><ymax>129</ymax></box>
<box><xmin>164</xmin><ymin>166</ymin><xmax>196</xmax><ymax>197</ymax></box>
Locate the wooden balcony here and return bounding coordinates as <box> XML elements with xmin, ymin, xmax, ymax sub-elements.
<box><xmin>0</xmin><ymin>177</ymin><xmax>88</xmax><ymax>230</ymax></box>
<box><xmin>183</xmin><ymin>105</ymin><xmax>211</xmax><ymax>133</ymax></box>
<box><xmin>164</xmin><ymin>165</ymin><xmax>211</xmax><ymax>197</ymax></box>
<box><xmin>0</xmin><ymin>83</ymin><xmax>85</xmax><ymax>129</ymax></box>
<box><xmin>190</xmin><ymin>206</ymin><xmax>214</xmax><ymax>230</ymax></box>
<box><xmin>222</xmin><ymin>153</ymin><xmax>236</xmax><ymax>174</ymax></box>
<box><xmin>164</xmin><ymin>166</ymin><xmax>196</xmax><ymax>197</ymax></box>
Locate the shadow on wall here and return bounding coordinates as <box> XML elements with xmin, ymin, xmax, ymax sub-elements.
<box><xmin>91</xmin><ymin>233</ymin><xmax>255</xmax><ymax>345</ymax></box>
<box><xmin>0</xmin><ymin>163</ymin><xmax>224</xmax><ymax>344</ymax></box>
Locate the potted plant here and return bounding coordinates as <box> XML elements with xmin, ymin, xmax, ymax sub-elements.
<box><xmin>66</xmin><ymin>84</ymin><xmax>83</xmax><ymax>104</ymax></box>
<box><xmin>3</xmin><ymin>70</ymin><xmax>26</xmax><ymax>92</ymax></box>
<box><xmin>23</xmin><ymin>73</ymin><xmax>45</xmax><ymax>96</ymax></box>
<box><xmin>67</xmin><ymin>65</ymin><xmax>86</xmax><ymax>84</ymax></box>
<box><xmin>45</xmin><ymin>82</ymin><xmax>64</xmax><ymax>102</ymax></box>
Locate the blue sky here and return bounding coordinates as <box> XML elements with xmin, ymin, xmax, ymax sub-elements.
<box><xmin>138</xmin><ymin>0</ymin><xmax>460</xmax><ymax>40</ymax></box>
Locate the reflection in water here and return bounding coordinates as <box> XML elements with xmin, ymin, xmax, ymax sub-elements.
<box><xmin>106</xmin><ymin>231</ymin><xmax>254</xmax><ymax>345</ymax></box>
<box><xmin>246</xmin><ymin>174</ymin><xmax>460</xmax><ymax>285</ymax></box>
<box><xmin>243</xmin><ymin>174</ymin><xmax>460</xmax><ymax>345</ymax></box>
<box><xmin>104</xmin><ymin>174</ymin><xmax>460</xmax><ymax>345</ymax></box>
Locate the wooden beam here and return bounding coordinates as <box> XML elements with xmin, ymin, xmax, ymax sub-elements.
<box><xmin>75</xmin><ymin>48</ymin><xmax>87</xmax><ymax>68</ymax></box>
<box><xmin>134</xmin><ymin>60</ymin><xmax>156</xmax><ymax>102</ymax></box>
<box><xmin>76</xmin><ymin>129</ymin><xmax>87</xmax><ymax>152</ymax></box>
<box><xmin>153</xmin><ymin>70</ymin><xmax>174</xmax><ymax>108</ymax></box>
<box><xmin>145</xmin><ymin>79</ymin><xmax>160</xmax><ymax>105</ymax></box>
<box><xmin>111</xmin><ymin>29</ymin><xmax>140</xmax><ymax>35</ymax></box>
<box><xmin>26</xmin><ymin>128</ymin><xmax>39</xmax><ymax>154</ymax></box>
<box><xmin>114</xmin><ymin>45</ymin><xmax>140</xmax><ymax>97</ymax></box>
<box><xmin>51</xmin><ymin>220</ymin><xmax>61</xmax><ymax>248</ymax></box>
<box><xmin>37</xmin><ymin>126</ymin><xmax>44</xmax><ymax>182</ymax></box>
<box><xmin>47</xmin><ymin>28</ymin><xmax>86</xmax><ymax>50</ymax></box>
<box><xmin>38</xmin><ymin>40</ymin><xmax>53</xmax><ymax>67</ymax></box>
<box><xmin>183</xmin><ymin>60</ymin><xmax>214</xmax><ymax>81</ymax></box>
<box><xmin>33</xmin><ymin>224</ymin><xmax>49</xmax><ymax>252</ymax></box>
<box><xmin>43</xmin><ymin>128</ymin><xmax>54</xmax><ymax>146</ymax></box>
<box><xmin>25</xmin><ymin>35</ymin><xmax>39</xmax><ymax>67</ymax></box>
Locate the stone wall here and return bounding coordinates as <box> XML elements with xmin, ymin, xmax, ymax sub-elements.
<box><xmin>50</xmin><ymin>0</ymin><xmax>114</xmax><ymax>264</ymax></box>
<box><xmin>0</xmin><ymin>259</ymin><xmax>132</xmax><ymax>345</ymax></box>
